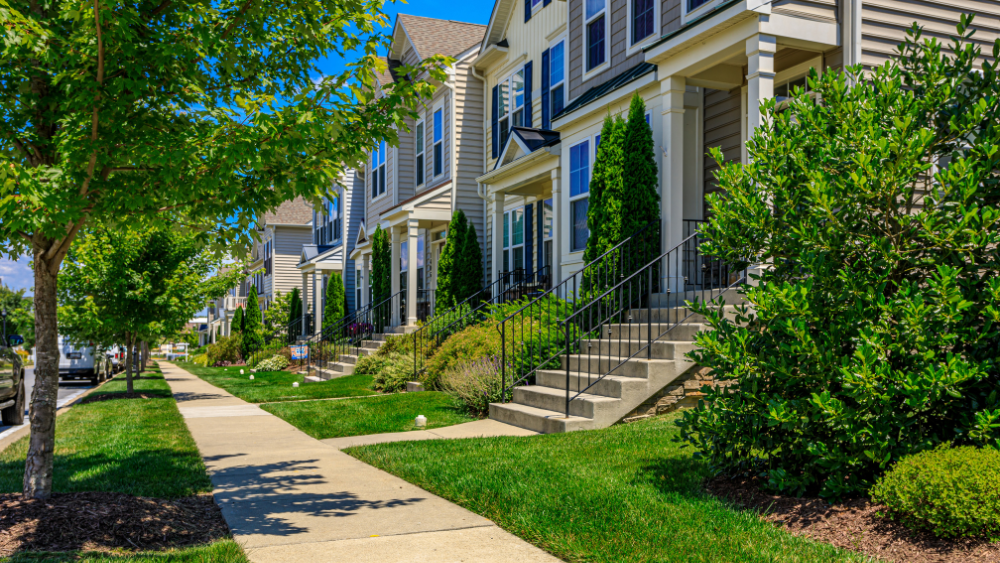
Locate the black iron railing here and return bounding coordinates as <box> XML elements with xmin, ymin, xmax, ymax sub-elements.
<box><xmin>413</xmin><ymin>266</ymin><xmax>552</xmax><ymax>381</ymax></box>
<box><xmin>498</xmin><ymin>221</ymin><xmax>660</xmax><ymax>402</ymax></box>
<box><xmin>307</xmin><ymin>290</ymin><xmax>404</xmax><ymax>380</ymax></box>
<box><xmin>556</xmin><ymin>224</ymin><xmax>746</xmax><ymax>415</ymax></box>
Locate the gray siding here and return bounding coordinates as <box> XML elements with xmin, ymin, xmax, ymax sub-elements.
<box><xmin>344</xmin><ymin>169</ymin><xmax>366</xmax><ymax>314</ymax></box>
<box><xmin>703</xmin><ymin>87</ymin><xmax>741</xmax><ymax>197</ymax></box>
<box><xmin>270</xmin><ymin>225</ymin><xmax>314</xmax><ymax>303</ymax></box>
<box><xmin>453</xmin><ymin>56</ymin><xmax>486</xmax><ymax>282</ymax></box>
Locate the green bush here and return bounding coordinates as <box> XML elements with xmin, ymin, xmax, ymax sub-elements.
<box><xmin>192</xmin><ymin>353</ymin><xmax>209</xmax><ymax>366</ymax></box>
<box><xmin>254</xmin><ymin>354</ymin><xmax>290</xmax><ymax>372</ymax></box>
<box><xmin>206</xmin><ymin>336</ymin><xmax>242</xmax><ymax>366</ymax></box>
<box><xmin>677</xmin><ymin>19</ymin><xmax>1000</xmax><ymax>499</ymax></box>
<box><xmin>370</xmin><ymin>353</ymin><xmax>415</xmax><ymax>393</ymax></box>
<box><xmin>353</xmin><ymin>353</ymin><xmax>393</xmax><ymax>379</ymax></box>
<box><xmin>424</xmin><ymin>323</ymin><xmax>499</xmax><ymax>390</ymax></box>
<box><xmin>440</xmin><ymin>355</ymin><xmax>510</xmax><ymax>417</ymax></box>
<box><xmin>871</xmin><ymin>445</ymin><xmax>1000</xmax><ymax>538</ymax></box>
<box><xmin>489</xmin><ymin>294</ymin><xmax>579</xmax><ymax>377</ymax></box>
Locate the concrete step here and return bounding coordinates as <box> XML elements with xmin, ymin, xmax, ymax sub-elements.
<box><xmin>630</xmin><ymin>304</ymin><xmax>741</xmax><ymax>323</ymax></box>
<box><xmin>304</xmin><ymin>375</ymin><xmax>323</xmax><ymax>383</ymax></box>
<box><xmin>561</xmin><ymin>355</ymin><xmax>679</xmax><ymax>380</ymax></box>
<box><xmin>536</xmin><ymin>369</ymin><xmax>646</xmax><ymax>398</ymax></box>
<box><xmin>577</xmin><ymin>339</ymin><xmax>697</xmax><ymax>360</ymax></box>
<box><xmin>650</xmin><ymin>287</ymin><xmax>746</xmax><ymax>308</ymax></box>
<box><xmin>488</xmin><ymin>401</ymin><xmax>592</xmax><ymax>433</ymax></box>
<box><xmin>604</xmin><ymin>322</ymin><xmax>709</xmax><ymax>342</ymax></box>
<box><xmin>513</xmin><ymin>385</ymin><xmax>620</xmax><ymax>419</ymax></box>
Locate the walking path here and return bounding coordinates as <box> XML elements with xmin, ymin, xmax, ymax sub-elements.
<box><xmin>160</xmin><ymin>362</ymin><xmax>560</xmax><ymax>563</ymax></box>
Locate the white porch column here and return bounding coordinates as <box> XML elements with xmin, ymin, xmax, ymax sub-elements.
<box><xmin>491</xmin><ymin>192</ymin><xmax>505</xmax><ymax>287</ymax></box>
<box><xmin>390</xmin><ymin>226</ymin><xmax>401</xmax><ymax>327</ymax></box>
<box><xmin>746</xmin><ymin>34</ymin><xmax>777</xmax><ymax>135</ymax></box>
<box><xmin>301</xmin><ymin>273</ymin><xmax>308</xmax><ymax>337</ymax></box>
<box><xmin>550</xmin><ymin>169</ymin><xmax>562</xmax><ymax>286</ymax></box>
<box><xmin>311</xmin><ymin>272</ymin><xmax>320</xmax><ymax>335</ymax></box>
<box><xmin>661</xmin><ymin>75</ymin><xmax>686</xmax><ymax>291</ymax></box>
<box><xmin>362</xmin><ymin>253</ymin><xmax>371</xmax><ymax>309</ymax></box>
<box><xmin>406</xmin><ymin>219</ymin><xmax>419</xmax><ymax>325</ymax></box>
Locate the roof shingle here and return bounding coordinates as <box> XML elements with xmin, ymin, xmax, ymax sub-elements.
<box><xmin>397</xmin><ymin>14</ymin><xmax>486</xmax><ymax>59</ymax></box>
<box><xmin>261</xmin><ymin>196</ymin><xmax>312</xmax><ymax>227</ymax></box>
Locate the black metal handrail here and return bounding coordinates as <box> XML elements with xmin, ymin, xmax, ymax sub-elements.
<box><xmin>558</xmin><ymin>226</ymin><xmax>747</xmax><ymax>415</ymax></box>
<box><xmin>498</xmin><ymin>220</ymin><xmax>660</xmax><ymax>402</ymax></box>
<box><xmin>412</xmin><ymin>266</ymin><xmax>551</xmax><ymax>380</ymax></box>
<box><xmin>307</xmin><ymin>289</ymin><xmax>404</xmax><ymax>380</ymax></box>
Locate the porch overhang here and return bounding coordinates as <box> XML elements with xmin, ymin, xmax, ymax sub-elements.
<box><xmin>382</xmin><ymin>180</ymin><xmax>455</xmax><ymax>228</ymax></box>
<box><xmin>477</xmin><ymin>145</ymin><xmax>559</xmax><ymax>198</ymax></box>
<box><xmin>297</xmin><ymin>244</ymin><xmax>345</xmax><ymax>273</ymax></box>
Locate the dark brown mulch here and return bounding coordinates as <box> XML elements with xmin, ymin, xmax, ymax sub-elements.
<box><xmin>0</xmin><ymin>492</ymin><xmax>230</xmax><ymax>556</ymax></box>
<box><xmin>707</xmin><ymin>476</ymin><xmax>1000</xmax><ymax>563</ymax></box>
<box><xmin>76</xmin><ymin>392</ymin><xmax>166</xmax><ymax>405</ymax></box>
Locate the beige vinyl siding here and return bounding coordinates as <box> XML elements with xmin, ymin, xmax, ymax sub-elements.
<box><xmin>269</xmin><ymin>225</ymin><xmax>314</xmax><ymax>304</ymax></box>
<box><xmin>453</xmin><ymin>56</ymin><xmax>486</xmax><ymax>275</ymax></box>
<box><xmin>861</xmin><ymin>0</ymin><xmax>1000</xmax><ymax>70</ymax></box>
<box><xmin>772</xmin><ymin>0</ymin><xmax>837</xmax><ymax>22</ymax></box>
<box><xmin>568</xmin><ymin>0</ymin><xmax>644</xmax><ymax>100</ymax></box>
<box><xmin>703</xmin><ymin>87</ymin><xmax>741</xmax><ymax>197</ymax></box>
<box><xmin>483</xmin><ymin>0</ymin><xmax>568</xmax><ymax>168</ymax></box>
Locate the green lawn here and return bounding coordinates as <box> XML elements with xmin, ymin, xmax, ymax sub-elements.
<box><xmin>174</xmin><ymin>361</ymin><xmax>377</xmax><ymax>403</ymax></box>
<box><xmin>347</xmin><ymin>415</ymin><xmax>866</xmax><ymax>563</ymax></box>
<box><xmin>0</xmin><ymin>373</ymin><xmax>209</xmax><ymax>498</ymax></box>
<box><xmin>1</xmin><ymin>540</ymin><xmax>248</xmax><ymax>563</ymax></box>
<box><xmin>261</xmin><ymin>392</ymin><xmax>476</xmax><ymax>439</ymax></box>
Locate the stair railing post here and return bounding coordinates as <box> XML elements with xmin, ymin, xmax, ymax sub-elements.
<box><xmin>647</xmin><ymin>266</ymin><xmax>653</xmax><ymax>361</ymax></box>
<box><xmin>564</xmin><ymin>319</ymin><xmax>571</xmax><ymax>419</ymax></box>
<box><xmin>501</xmin><ymin>321</ymin><xmax>507</xmax><ymax>403</ymax></box>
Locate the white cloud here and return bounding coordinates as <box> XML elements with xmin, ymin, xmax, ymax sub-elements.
<box><xmin>0</xmin><ymin>254</ymin><xmax>33</xmax><ymax>294</ymax></box>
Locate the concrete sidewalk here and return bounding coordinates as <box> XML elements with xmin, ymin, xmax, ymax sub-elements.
<box><xmin>321</xmin><ymin>418</ymin><xmax>538</xmax><ymax>450</ymax></box>
<box><xmin>160</xmin><ymin>362</ymin><xmax>561</xmax><ymax>563</ymax></box>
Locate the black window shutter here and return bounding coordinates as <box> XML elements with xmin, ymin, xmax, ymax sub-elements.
<box><xmin>544</xmin><ymin>0</ymin><xmax>551</xmax><ymax>6</ymax></box>
<box><xmin>525</xmin><ymin>204</ymin><xmax>534</xmax><ymax>273</ymax></box>
<box><xmin>524</xmin><ymin>0</ymin><xmax>531</xmax><ymax>22</ymax></box>
<box><xmin>537</xmin><ymin>199</ymin><xmax>544</xmax><ymax>269</ymax></box>
<box><xmin>541</xmin><ymin>49</ymin><xmax>550</xmax><ymax>129</ymax></box>
<box><xmin>523</xmin><ymin>61</ymin><xmax>533</xmax><ymax>128</ymax></box>
<box><xmin>491</xmin><ymin>85</ymin><xmax>499</xmax><ymax>159</ymax></box>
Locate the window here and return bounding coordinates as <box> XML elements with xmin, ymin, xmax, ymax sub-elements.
<box><xmin>632</xmin><ymin>0</ymin><xmax>655</xmax><ymax>44</ymax></box>
<box><xmin>550</xmin><ymin>41</ymin><xmax>565</xmax><ymax>117</ymax></box>
<box><xmin>532</xmin><ymin>0</ymin><xmax>543</xmax><ymax>7</ymax></box>
<box><xmin>433</xmin><ymin>108</ymin><xmax>443</xmax><ymax>177</ymax></box>
<box><xmin>569</xmin><ymin>141</ymin><xmax>590</xmax><ymax>251</ymax></box>
<box><xmin>371</xmin><ymin>140</ymin><xmax>386</xmax><ymax>199</ymax></box>
<box><xmin>326</xmin><ymin>195</ymin><xmax>341</xmax><ymax>244</ymax></box>
<box><xmin>586</xmin><ymin>0</ymin><xmax>606</xmax><ymax>71</ymax></box>
<box><xmin>356</xmin><ymin>268</ymin><xmax>363</xmax><ymax>310</ymax></box>
<box><xmin>542</xmin><ymin>198</ymin><xmax>554</xmax><ymax>270</ymax></box>
<box><xmin>688</xmin><ymin>0</ymin><xmax>711</xmax><ymax>11</ymax></box>
<box><xmin>498</xmin><ymin>69</ymin><xmax>525</xmax><ymax>152</ymax></box>
<box><xmin>415</xmin><ymin>120</ymin><xmax>425</xmax><ymax>186</ymax></box>
<box><xmin>502</xmin><ymin>207</ymin><xmax>525</xmax><ymax>273</ymax></box>
<box><xmin>774</xmin><ymin>75</ymin><xmax>809</xmax><ymax>104</ymax></box>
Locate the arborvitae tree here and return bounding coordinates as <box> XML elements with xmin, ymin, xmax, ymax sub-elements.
<box><xmin>458</xmin><ymin>222</ymin><xmax>484</xmax><ymax>304</ymax></box>
<box><xmin>371</xmin><ymin>226</ymin><xmax>392</xmax><ymax>330</ymax></box>
<box><xmin>583</xmin><ymin>112</ymin><xmax>626</xmax><ymax>292</ymax></box>
<box><xmin>287</xmin><ymin>287</ymin><xmax>302</xmax><ymax>341</ymax></box>
<box><xmin>231</xmin><ymin>307</ymin><xmax>244</xmax><ymax>336</ymax></box>
<box><xmin>323</xmin><ymin>272</ymin><xmax>347</xmax><ymax>329</ymax></box>
<box><xmin>621</xmin><ymin>93</ymin><xmax>661</xmax><ymax>266</ymax></box>
<box><xmin>435</xmin><ymin>210</ymin><xmax>469</xmax><ymax>309</ymax></box>
<box><xmin>241</xmin><ymin>291</ymin><xmax>264</xmax><ymax>360</ymax></box>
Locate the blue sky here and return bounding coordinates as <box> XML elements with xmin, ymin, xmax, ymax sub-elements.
<box><xmin>3</xmin><ymin>1</ymin><xmax>492</xmax><ymax>297</ymax></box>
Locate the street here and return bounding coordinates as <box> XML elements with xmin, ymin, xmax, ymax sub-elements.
<box><xmin>0</xmin><ymin>367</ymin><xmax>94</xmax><ymax>438</ymax></box>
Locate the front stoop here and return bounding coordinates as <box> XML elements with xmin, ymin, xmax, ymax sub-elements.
<box><xmin>490</xmin><ymin>290</ymin><xmax>744</xmax><ymax>433</ymax></box>
<box><xmin>305</xmin><ymin>328</ymin><xmax>416</xmax><ymax>383</ymax></box>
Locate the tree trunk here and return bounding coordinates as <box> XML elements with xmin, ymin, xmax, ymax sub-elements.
<box><xmin>23</xmin><ymin>248</ymin><xmax>61</xmax><ymax>499</ymax></box>
<box><xmin>140</xmin><ymin>342</ymin><xmax>148</xmax><ymax>373</ymax></box>
<box><xmin>124</xmin><ymin>332</ymin><xmax>134</xmax><ymax>394</ymax></box>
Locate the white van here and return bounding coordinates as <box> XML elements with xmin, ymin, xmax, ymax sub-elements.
<box><xmin>58</xmin><ymin>336</ymin><xmax>110</xmax><ymax>384</ymax></box>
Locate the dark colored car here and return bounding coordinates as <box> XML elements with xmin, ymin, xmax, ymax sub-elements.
<box><xmin>0</xmin><ymin>334</ymin><xmax>25</xmax><ymax>426</ymax></box>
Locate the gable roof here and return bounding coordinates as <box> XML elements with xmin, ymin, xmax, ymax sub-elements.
<box><xmin>396</xmin><ymin>14</ymin><xmax>486</xmax><ymax>60</ymax></box>
<box><xmin>261</xmin><ymin>196</ymin><xmax>313</xmax><ymax>227</ymax></box>
<box><xmin>374</xmin><ymin>56</ymin><xmax>402</xmax><ymax>86</ymax></box>
<box><xmin>480</xmin><ymin>0</ymin><xmax>518</xmax><ymax>53</ymax></box>
<box><xmin>496</xmin><ymin>127</ymin><xmax>561</xmax><ymax>169</ymax></box>
<box><xmin>553</xmin><ymin>62</ymin><xmax>657</xmax><ymax>122</ymax></box>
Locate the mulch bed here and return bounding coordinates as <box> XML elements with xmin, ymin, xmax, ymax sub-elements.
<box><xmin>0</xmin><ymin>492</ymin><xmax>230</xmax><ymax>556</ymax></box>
<box><xmin>76</xmin><ymin>392</ymin><xmax>166</xmax><ymax>405</ymax></box>
<box><xmin>707</xmin><ymin>476</ymin><xmax>1000</xmax><ymax>562</ymax></box>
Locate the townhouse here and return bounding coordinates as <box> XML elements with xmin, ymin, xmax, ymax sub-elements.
<box><xmin>350</xmin><ymin>15</ymin><xmax>488</xmax><ymax>329</ymax></box>
<box><xmin>475</xmin><ymin>0</ymin><xmax>1000</xmax><ymax>286</ymax></box>
<box><xmin>247</xmin><ymin>197</ymin><xmax>314</xmax><ymax>317</ymax></box>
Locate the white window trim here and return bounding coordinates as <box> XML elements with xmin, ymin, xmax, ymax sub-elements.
<box><xmin>549</xmin><ymin>37</ymin><xmax>567</xmax><ymax>120</ymax></box>
<box><xmin>531</xmin><ymin>0</ymin><xmax>544</xmax><ymax>13</ymax></box>
<box><xmin>683</xmin><ymin>0</ymin><xmax>726</xmax><ymax>25</ymax></box>
<box><xmin>502</xmin><ymin>206</ymin><xmax>527</xmax><ymax>272</ymax></box>
<box><xmin>498</xmin><ymin>68</ymin><xmax>527</xmax><ymax>151</ymax></box>
<box><xmin>432</xmin><ymin>102</ymin><xmax>445</xmax><ymax>179</ymax></box>
<box><xmin>371</xmin><ymin>141</ymin><xmax>388</xmax><ymax>203</ymax></box>
<box><xmin>567</xmin><ymin>138</ymin><xmax>593</xmax><ymax>254</ymax></box>
<box><xmin>626</xmin><ymin>0</ymin><xmax>660</xmax><ymax>56</ymax></box>
<box><xmin>415</xmin><ymin>117</ymin><xmax>426</xmax><ymax>188</ymax></box>
<box><xmin>582</xmin><ymin>0</ymin><xmax>610</xmax><ymax>82</ymax></box>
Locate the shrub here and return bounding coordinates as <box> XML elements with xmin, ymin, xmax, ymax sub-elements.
<box><xmin>192</xmin><ymin>353</ymin><xmax>209</xmax><ymax>366</ymax></box>
<box><xmin>424</xmin><ymin>323</ymin><xmax>499</xmax><ymax>390</ymax></box>
<box><xmin>440</xmin><ymin>355</ymin><xmax>511</xmax><ymax>417</ymax></box>
<box><xmin>206</xmin><ymin>336</ymin><xmax>242</xmax><ymax>366</ymax></box>
<box><xmin>489</xmin><ymin>294</ymin><xmax>579</xmax><ymax>377</ymax></box>
<box><xmin>871</xmin><ymin>445</ymin><xmax>1000</xmax><ymax>539</ymax></box>
<box><xmin>254</xmin><ymin>354</ymin><xmax>290</xmax><ymax>372</ymax></box>
<box><xmin>370</xmin><ymin>353</ymin><xmax>415</xmax><ymax>393</ymax></box>
<box><xmin>374</xmin><ymin>333</ymin><xmax>417</xmax><ymax>358</ymax></box>
<box><xmin>353</xmin><ymin>353</ymin><xmax>394</xmax><ymax>379</ymax></box>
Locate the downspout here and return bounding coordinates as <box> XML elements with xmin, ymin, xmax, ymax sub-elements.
<box><xmin>470</xmin><ymin>64</ymin><xmax>490</xmax><ymax>284</ymax></box>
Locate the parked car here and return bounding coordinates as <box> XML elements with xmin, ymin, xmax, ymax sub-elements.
<box><xmin>106</xmin><ymin>345</ymin><xmax>125</xmax><ymax>373</ymax></box>
<box><xmin>58</xmin><ymin>336</ymin><xmax>111</xmax><ymax>385</ymax></box>
<box><xmin>0</xmin><ymin>334</ymin><xmax>25</xmax><ymax>426</ymax></box>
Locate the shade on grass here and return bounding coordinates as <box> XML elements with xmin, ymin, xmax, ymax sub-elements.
<box><xmin>261</xmin><ymin>392</ymin><xmax>475</xmax><ymax>439</ymax></box>
<box><xmin>0</xmin><ymin>373</ymin><xmax>211</xmax><ymax>499</ymax></box>
<box><xmin>174</xmin><ymin>361</ymin><xmax>377</xmax><ymax>404</ymax></box>
<box><xmin>346</xmin><ymin>415</ymin><xmax>867</xmax><ymax>563</ymax></box>
<box><xmin>3</xmin><ymin>539</ymin><xmax>248</xmax><ymax>563</ymax></box>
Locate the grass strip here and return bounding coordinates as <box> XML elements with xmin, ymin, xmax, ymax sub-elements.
<box><xmin>1</xmin><ymin>539</ymin><xmax>248</xmax><ymax>563</ymax></box>
<box><xmin>174</xmin><ymin>361</ymin><xmax>377</xmax><ymax>404</ymax></box>
<box><xmin>346</xmin><ymin>415</ymin><xmax>866</xmax><ymax>563</ymax></box>
<box><xmin>0</xmin><ymin>373</ymin><xmax>211</xmax><ymax>499</ymax></box>
<box><xmin>261</xmin><ymin>392</ymin><xmax>475</xmax><ymax>439</ymax></box>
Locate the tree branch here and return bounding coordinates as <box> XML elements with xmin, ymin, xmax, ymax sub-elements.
<box><xmin>220</xmin><ymin>0</ymin><xmax>255</xmax><ymax>41</ymax></box>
